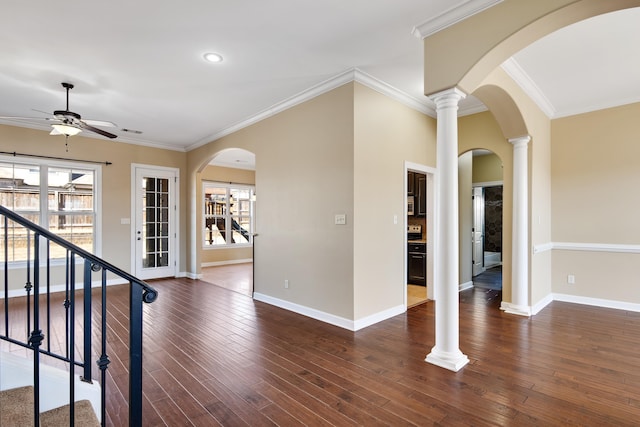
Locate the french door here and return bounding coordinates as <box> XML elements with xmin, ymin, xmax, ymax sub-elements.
<box><xmin>132</xmin><ymin>165</ymin><xmax>178</xmax><ymax>280</ymax></box>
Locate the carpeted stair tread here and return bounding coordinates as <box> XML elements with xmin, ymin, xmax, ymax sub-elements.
<box><xmin>40</xmin><ymin>399</ymin><xmax>100</xmax><ymax>427</ymax></box>
<box><xmin>0</xmin><ymin>386</ymin><xmax>99</xmax><ymax>427</ymax></box>
<box><xmin>0</xmin><ymin>385</ymin><xmax>35</xmax><ymax>426</ymax></box>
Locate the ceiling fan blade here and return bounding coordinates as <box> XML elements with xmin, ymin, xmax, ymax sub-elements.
<box><xmin>78</xmin><ymin>121</ymin><xmax>117</xmax><ymax>139</ymax></box>
<box><xmin>83</xmin><ymin>119</ymin><xmax>117</xmax><ymax>128</ymax></box>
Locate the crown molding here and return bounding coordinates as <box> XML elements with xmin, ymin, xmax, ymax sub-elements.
<box><xmin>353</xmin><ymin>69</ymin><xmax>435</xmax><ymax>116</ymax></box>
<box><xmin>187</xmin><ymin>69</ymin><xmax>356</xmax><ymax>151</ymax></box>
<box><xmin>188</xmin><ymin>68</ymin><xmax>436</xmax><ymax>151</ymax></box>
<box><xmin>412</xmin><ymin>0</ymin><xmax>503</xmax><ymax>39</ymax></box>
<box><xmin>501</xmin><ymin>58</ymin><xmax>556</xmax><ymax>118</ymax></box>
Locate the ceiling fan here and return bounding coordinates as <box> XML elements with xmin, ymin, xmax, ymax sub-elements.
<box><xmin>0</xmin><ymin>82</ymin><xmax>118</xmax><ymax>139</ymax></box>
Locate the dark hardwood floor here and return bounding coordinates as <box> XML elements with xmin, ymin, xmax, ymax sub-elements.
<box><xmin>3</xmin><ymin>276</ymin><xmax>640</xmax><ymax>426</ymax></box>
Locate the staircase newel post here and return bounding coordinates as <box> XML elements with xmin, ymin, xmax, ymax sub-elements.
<box><xmin>129</xmin><ymin>281</ymin><xmax>144</xmax><ymax>427</ymax></box>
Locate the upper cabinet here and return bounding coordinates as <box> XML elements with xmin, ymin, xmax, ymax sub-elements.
<box><xmin>407</xmin><ymin>171</ymin><xmax>415</xmax><ymax>195</ymax></box>
<box><xmin>407</xmin><ymin>171</ymin><xmax>426</xmax><ymax>217</ymax></box>
<box><xmin>416</xmin><ymin>173</ymin><xmax>426</xmax><ymax>217</ymax></box>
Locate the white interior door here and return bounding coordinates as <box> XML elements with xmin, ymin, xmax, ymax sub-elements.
<box><xmin>133</xmin><ymin>165</ymin><xmax>178</xmax><ymax>280</ymax></box>
<box><xmin>472</xmin><ymin>187</ymin><xmax>484</xmax><ymax>277</ymax></box>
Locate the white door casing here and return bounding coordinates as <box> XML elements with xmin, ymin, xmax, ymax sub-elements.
<box><xmin>131</xmin><ymin>165</ymin><xmax>179</xmax><ymax>280</ymax></box>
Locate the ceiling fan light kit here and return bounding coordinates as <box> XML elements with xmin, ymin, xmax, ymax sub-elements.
<box><xmin>51</xmin><ymin>123</ymin><xmax>82</xmax><ymax>136</ymax></box>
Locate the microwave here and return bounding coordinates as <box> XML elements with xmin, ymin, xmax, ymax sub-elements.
<box><xmin>407</xmin><ymin>196</ymin><xmax>415</xmax><ymax>216</ymax></box>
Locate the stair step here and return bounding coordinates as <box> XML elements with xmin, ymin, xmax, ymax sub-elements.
<box><xmin>0</xmin><ymin>386</ymin><xmax>99</xmax><ymax>427</ymax></box>
<box><xmin>0</xmin><ymin>385</ymin><xmax>35</xmax><ymax>426</ymax></box>
<box><xmin>41</xmin><ymin>399</ymin><xmax>100</xmax><ymax>427</ymax></box>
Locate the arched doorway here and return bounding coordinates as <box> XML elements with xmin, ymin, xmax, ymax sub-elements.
<box><xmin>197</xmin><ymin>148</ymin><xmax>256</xmax><ymax>297</ymax></box>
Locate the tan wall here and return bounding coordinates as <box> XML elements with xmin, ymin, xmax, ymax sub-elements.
<box><xmin>187</xmin><ymin>83</ymin><xmax>355</xmax><ymax>319</ymax></box>
<box><xmin>477</xmin><ymin>67</ymin><xmax>553</xmax><ymax>309</ymax></box>
<box><xmin>458</xmin><ymin>151</ymin><xmax>473</xmax><ymax>286</ymax></box>
<box><xmin>0</xmin><ymin>124</ymin><xmax>187</xmax><ymax>290</ymax></box>
<box><xmin>473</xmin><ymin>153</ymin><xmax>503</xmax><ymax>183</ymax></box>
<box><xmin>352</xmin><ymin>83</ymin><xmax>436</xmax><ymax>320</ymax></box>
<box><xmin>458</xmin><ymin>111</ymin><xmax>514</xmax><ymax>301</ymax></box>
<box><xmin>551</xmin><ymin>102</ymin><xmax>640</xmax><ymax>303</ymax></box>
<box><xmin>199</xmin><ymin>165</ymin><xmax>255</xmax><ymax>265</ymax></box>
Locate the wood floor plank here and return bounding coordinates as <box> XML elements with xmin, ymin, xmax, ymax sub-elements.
<box><xmin>4</xmin><ymin>269</ymin><xmax>640</xmax><ymax>426</ymax></box>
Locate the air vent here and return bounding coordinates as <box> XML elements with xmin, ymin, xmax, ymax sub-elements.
<box><xmin>121</xmin><ymin>128</ymin><xmax>143</xmax><ymax>134</ymax></box>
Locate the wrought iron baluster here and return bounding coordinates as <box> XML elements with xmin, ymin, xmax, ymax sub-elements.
<box><xmin>46</xmin><ymin>241</ymin><xmax>51</xmax><ymax>351</ymax></box>
<box><xmin>29</xmin><ymin>232</ymin><xmax>44</xmax><ymax>426</ymax></box>
<box><xmin>98</xmin><ymin>268</ymin><xmax>110</xmax><ymax>427</ymax></box>
<box><xmin>82</xmin><ymin>259</ymin><xmax>93</xmax><ymax>383</ymax></box>
<box><xmin>64</xmin><ymin>249</ymin><xmax>71</xmax><ymax>359</ymax></box>
<box><xmin>3</xmin><ymin>216</ymin><xmax>8</xmax><ymax>338</ymax></box>
<box><xmin>25</xmin><ymin>229</ymin><xmax>32</xmax><ymax>339</ymax></box>
<box><xmin>69</xmin><ymin>252</ymin><xmax>76</xmax><ymax>424</ymax></box>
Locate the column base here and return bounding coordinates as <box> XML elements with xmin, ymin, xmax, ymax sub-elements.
<box><xmin>425</xmin><ymin>347</ymin><xmax>469</xmax><ymax>372</ymax></box>
<box><xmin>501</xmin><ymin>301</ymin><xmax>531</xmax><ymax>316</ymax></box>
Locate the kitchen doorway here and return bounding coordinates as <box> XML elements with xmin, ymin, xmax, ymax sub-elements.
<box><xmin>405</xmin><ymin>163</ymin><xmax>435</xmax><ymax>307</ymax></box>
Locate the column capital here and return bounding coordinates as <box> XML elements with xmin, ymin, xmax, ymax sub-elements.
<box><xmin>429</xmin><ymin>87</ymin><xmax>467</xmax><ymax>109</ymax></box>
<box><xmin>509</xmin><ymin>135</ymin><xmax>531</xmax><ymax>147</ymax></box>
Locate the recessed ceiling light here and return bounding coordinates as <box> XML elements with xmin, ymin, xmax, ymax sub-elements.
<box><xmin>203</xmin><ymin>52</ymin><xmax>223</xmax><ymax>63</ymax></box>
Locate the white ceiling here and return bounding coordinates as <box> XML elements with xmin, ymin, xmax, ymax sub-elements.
<box><xmin>0</xmin><ymin>1</ymin><xmax>638</xmax><ymax>160</ymax></box>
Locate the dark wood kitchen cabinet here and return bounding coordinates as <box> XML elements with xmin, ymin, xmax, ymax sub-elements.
<box><xmin>416</xmin><ymin>173</ymin><xmax>426</xmax><ymax>216</ymax></box>
<box><xmin>408</xmin><ymin>242</ymin><xmax>426</xmax><ymax>286</ymax></box>
<box><xmin>407</xmin><ymin>171</ymin><xmax>415</xmax><ymax>195</ymax></box>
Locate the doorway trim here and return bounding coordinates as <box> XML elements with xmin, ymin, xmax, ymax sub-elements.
<box><xmin>130</xmin><ymin>163</ymin><xmax>180</xmax><ymax>279</ymax></box>
<box><xmin>405</xmin><ymin>162</ymin><xmax>436</xmax><ymax>305</ymax></box>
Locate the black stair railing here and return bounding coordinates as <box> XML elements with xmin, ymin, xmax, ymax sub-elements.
<box><xmin>0</xmin><ymin>205</ymin><xmax>158</xmax><ymax>426</ymax></box>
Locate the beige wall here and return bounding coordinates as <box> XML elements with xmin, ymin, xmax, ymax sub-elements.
<box><xmin>473</xmin><ymin>153</ymin><xmax>503</xmax><ymax>183</ymax></box>
<box><xmin>551</xmin><ymin>102</ymin><xmax>640</xmax><ymax>303</ymax></box>
<box><xmin>0</xmin><ymin>124</ymin><xmax>187</xmax><ymax>290</ymax></box>
<box><xmin>458</xmin><ymin>151</ymin><xmax>473</xmax><ymax>286</ymax></box>
<box><xmin>477</xmin><ymin>67</ymin><xmax>553</xmax><ymax>309</ymax></box>
<box><xmin>187</xmin><ymin>83</ymin><xmax>356</xmax><ymax>319</ymax></box>
<box><xmin>352</xmin><ymin>83</ymin><xmax>436</xmax><ymax>320</ymax></box>
<box><xmin>459</xmin><ymin>110</ymin><xmax>514</xmax><ymax>301</ymax></box>
<box><xmin>199</xmin><ymin>165</ymin><xmax>255</xmax><ymax>265</ymax></box>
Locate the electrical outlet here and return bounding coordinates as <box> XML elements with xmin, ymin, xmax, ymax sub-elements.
<box><xmin>334</xmin><ymin>214</ymin><xmax>346</xmax><ymax>225</ymax></box>
<box><xmin>567</xmin><ymin>274</ymin><xmax>575</xmax><ymax>284</ymax></box>
<box><xmin>284</xmin><ymin>279</ymin><xmax>289</xmax><ymax>289</ymax></box>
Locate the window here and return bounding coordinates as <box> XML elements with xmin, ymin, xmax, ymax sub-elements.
<box><xmin>203</xmin><ymin>182</ymin><xmax>254</xmax><ymax>247</ymax></box>
<box><xmin>0</xmin><ymin>157</ymin><xmax>100</xmax><ymax>262</ymax></box>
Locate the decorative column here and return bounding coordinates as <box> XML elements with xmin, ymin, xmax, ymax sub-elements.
<box><xmin>425</xmin><ymin>88</ymin><xmax>469</xmax><ymax>372</ymax></box>
<box><xmin>505</xmin><ymin>135</ymin><xmax>531</xmax><ymax>316</ymax></box>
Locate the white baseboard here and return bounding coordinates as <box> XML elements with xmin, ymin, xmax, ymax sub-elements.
<box><xmin>502</xmin><ymin>292</ymin><xmax>640</xmax><ymax>317</ymax></box>
<box><xmin>202</xmin><ymin>259</ymin><xmax>253</xmax><ymax>268</ymax></box>
<box><xmin>459</xmin><ymin>281</ymin><xmax>473</xmax><ymax>291</ymax></box>
<box><xmin>553</xmin><ymin>293</ymin><xmax>640</xmax><ymax>312</ymax></box>
<box><xmin>531</xmin><ymin>293</ymin><xmax>553</xmax><ymax>315</ymax></box>
<box><xmin>353</xmin><ymin>304</ymin><xmax>406</xmax><ymax>331</ymax></box>
<box><xmin>253</xmin><ymin>292</ymin><xmax>405</xmax><ymax>331</ymax></box>
<box><xmin>185</xmin><ymin>272</ymin><xmax>202</xmax><ymax>280</ymax></box>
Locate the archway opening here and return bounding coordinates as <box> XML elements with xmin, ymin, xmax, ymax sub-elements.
<box><xmin>197</xmin><ymin>148</ymin><xmax>256</xmax><ymax>297</ymax></box>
